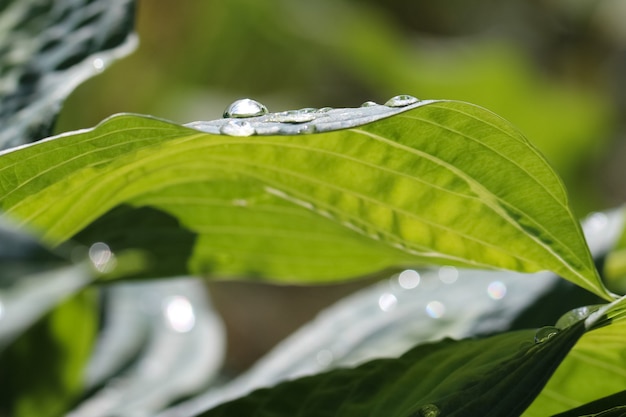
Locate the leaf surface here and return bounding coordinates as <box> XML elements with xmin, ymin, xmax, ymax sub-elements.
<box><xmin>197</xmin><ymin>323</ymin><xmax>585</xmax><ymax>417</ymax></box>
<box><xmin>0</xmin><ymin>101</ymin><xmax>607</xmax><ymax>297</ymax></box>
<box><xmin>523</xmin><ymin>296</ymin><xmax>626</xmax><ymax>416</ymax></box>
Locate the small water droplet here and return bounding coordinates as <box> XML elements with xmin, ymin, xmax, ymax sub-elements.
<box><xmin>534</xmin><ymin>326</ymin><xmax>560</xmax><ymax>343</ymax></box>
<box><xmin>298</xmin><ymin>107</ymin><xmax>318</xmax><ymax>113</ymax></box>
<box><xmin>487</xmin><ymin>281</ymin><xmax>507</xmax><ymax>300</ymax></box>
<box><xmin>555</xmin><ymin>305</ymin><xmax>602</xmax><ymax>329</ymax></box>
<box><xmin>92</xmin><ymin>58</ymin><xmax>105</xmax><ymax>72</ymax></box>
<box><xmin>378</xmin><ymin>293</ymin><xmax>398</xmax><ymax>312</ymax></box>
<box><xmin>220</xmin><ymin>120</ymin><xmax>256</xmax><ymax>136</ymax></box>
<box><xmin>318</xmin><ymin>107</ymin><xmax>333</xmax><ymax>112</ymax></box>
<box><xmin>269</xmin><ymin>110</ymin><xmax>317</xmax><ymax>123</ymax></box>
<box><xmin>384</xmin><ymin>94</ymin><xmax>419</xmax><ymax>107</ymax></box>
<box><xmin>417</xmin><ymin>404</ymin><xmax>440</xmax><ymax>417</ymax></box>
<box><xmin>425</xmin><ymin>301</ymin><xmax>445</xmax><ymax>319</ymax></box>
<box><xmin>398</xmin><ymin>269</ymin><xmax>420</xmax><ymax>289</ymax></box>
<box><xmin>438</xmin><ymin>266</ymin><xmax>458</xmax><ymax>284</ymax></box>
<box><xmin>361</xmin><ymin>101</ymin><xmax>378</xmax><ymax>107</ymax></box>
<box><xmin>89</xmin><ymin>242</ymin><xmax>117</xmax><ymax>273</ymax></box>
<box><xmin>223</xmin><ymin>98</ymin><xmax>268</xmax><ymax>118</ymax></box>
<box><xmin>293</xmin><ymin>124</ymin><xmax>317</xmax><ymax>134</ymax></box>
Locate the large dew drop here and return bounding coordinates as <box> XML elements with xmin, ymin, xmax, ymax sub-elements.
<box><xmin>220</xmin><ymin>120</ymin><xmax>256</xmax><ymax>137</ymax></box>
<box><xmin>417</xmin><ymin>404</ymin><xmax>441</xmax><ymax>417</ymax></box>
<box><xmin>534</xmin><ymin>326</ymin><xmax>560</xmax><ymax>344</ymax></box>
<box><xmin>384</xmin><ymin>94</ymin><xmax>419</xmax><ymax>107</ymax></box>
<box><xmin>223</xmin><ymin>98</ymin><xmax>269</xmax><ymax>118</ymax></box>
<box><xmin>555</xmin><ymin>305</ymin><xmax>602</xmax><ymax>329</ymax></box>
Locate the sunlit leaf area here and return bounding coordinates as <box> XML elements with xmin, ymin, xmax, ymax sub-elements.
<box><xmin>2</xmin><ymin>1</ymin><xmax>626</xmax><ymax>416</ymax></box>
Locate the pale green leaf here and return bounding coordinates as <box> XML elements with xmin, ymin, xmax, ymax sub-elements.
<box><xmin>0</xmin><ymin>101</ymin><xmax>607</xmax><ymax>298</ymax></box>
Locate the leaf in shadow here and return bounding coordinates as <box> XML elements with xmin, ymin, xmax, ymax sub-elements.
<box><xmin>198</xmin><ymin>322</ymin><xmax>586</xmax><ymax>417</ymax></box>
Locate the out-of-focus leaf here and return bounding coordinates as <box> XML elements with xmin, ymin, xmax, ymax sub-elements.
<box><xmin>605</xmin><ymin>207</ymin><xmax>626</xmax><ymax>292</ymax></box>
<box><xmin>69</xmin><ymin>278</ymin><xmax>225</xmax><ymax>417</ymax></box>
<box><xmin>0</xmin><ymin>101</ymin><xmax>608</xmax><ymax>299</ymax></box>
<box><xmin>0</xmin><ymin>0</ymin><xmax>137</xmax><ymax>150</ymax></box>
<box><xmin>0</xmin><ymin>289</ymin><xmax>98</xmax><ymax>417</ymax></box>
<box><xmin>0</xmin><ymin>215</ymin><xmax>94</xmax><ymax>350</ymax></box>
<box><xmin>551</xmin><ymin>390</ymin><xmax>626</xmax><ymax>417</ymax></box>
<box><xmin>196</xmin><ymin>323</ymin><xmax>586</xmax><ymax>417</ymax></box>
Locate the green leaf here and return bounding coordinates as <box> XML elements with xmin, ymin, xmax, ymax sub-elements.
<box><xmin>523</xmin><ymin>296</ymin><xmax>626</xmax><ymax>416</ymax></box>
<box><xmin>196</xmin><ymin>323</ymin><xmax>585</xmax><ymax>417</ymax></box>
<box><xmin>0</xmin><ymin>289</ymin><xmax>98</xmax><ymax>417</ymax></box>
<box><xmin>551</xmin><ymin>390</ymin><xmax>626</xmax><ymax>417</ymax></box>
<box><xmin>0</xmin><ymin>101</ymin><xmax>607</xmax><ymax>298</ymax></box>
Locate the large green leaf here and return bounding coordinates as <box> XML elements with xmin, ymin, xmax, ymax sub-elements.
<box><xmin>0</xmin><ymin>101</ymin><xmax>607</xmax><ymax>298</ymax></box>
<box><xmin>196</xmin><ymin>323</ymin><xmax>585</xmax><ymax>417</ymax></box>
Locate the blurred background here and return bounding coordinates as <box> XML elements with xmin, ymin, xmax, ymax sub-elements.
<box><xmin>54</xmin><ymin>0</ymin><xmax>626</xmax><ymax>372</ymax></box>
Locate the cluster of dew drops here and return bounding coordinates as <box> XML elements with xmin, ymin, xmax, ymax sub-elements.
<box><xmin>219</xmin><ymin>95</ymin><xmax>420</xmax><ymax>136</ymax></box>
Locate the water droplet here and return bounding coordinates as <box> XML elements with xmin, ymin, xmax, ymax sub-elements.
<box><xmin>534</xmin><ymin>326</ymin><xmax>560</xmax><ymax>343</ymax></box>
<box><xmin>425</xmin><ymin>301</ymin><xmax>445</xmax><ymax>318</ymax></box>
<box><xmin>378</xmin><ymin>293</ymin><xmax>398</xmax><ymax>312</ymax></box>
<box><xmin>298</xmin><ymin>107</ymin><xmax>318</xmax><ymax>114</ymax></box>
<box><xmin>487</xmin><ymin>281</ymin><xmax>507</xmax><ymax>300</ymax></box>
<box><xmin>92</xmin><ymin>58</ymin><xmax>105</xmax><ymax>72</ymax></box>
<box><xmin>361</xmin><ymin>101</ymin><xmax>378</xmax><ymax>107</ymax></box>
<box><xmin>555</xmin><ymin>305</ymin><xmax>602</xmax><ymax>329</ymax></box>
<box><xmin>163</xmin><ymin>296</ymin><xmax>196</xmax><ymax>333</ymax></box>
<box><xmin>89</xmin><ymin>242</ymin><xmax>117</xmax><ymax>273</ymax></box>
<box><xmin>223</xmin><ymin>98</ymin><xmax>268</xmax><ymax>118</ymax></box>
<box><xmin>220</xmin><ymin>120</ymin><xmax>256</xmax><ymax>136</ymax></box>
<box><xmin>269</xmin><ymin>110</ymin><xmax>317</xmax><ymax>123</ymax></box>
<box><xmin>417</xmin><ymin>404</ymin><xmax>440</xmax><ymax>417</ymax></box>
<box><xmin>318</xmin><ymin>107</ymin><xmax>333</xmax><ymax>112</ymax></box>
<box><xmin>293</xmin><ymin>124</ymin><xmax>317</xmax><ymax>134</ymax></box>
<box><xmin>438</xmin><ymin>266</ymin><xmax>458</xmax><ymax>284</ymax></box>
<box><xmin>316</xmin><ymin>349</ymin><xmax>334</xmax><ymax>367</ymax></box>
<box><xmin>398</xmin><ymin>269</ymin><xmax>420</xmax><ymax>289</ymax></box>
<box><xmin>384</xmin><ymin>94</ymin><xmax>419</xmax><ymax>107</ymax></box>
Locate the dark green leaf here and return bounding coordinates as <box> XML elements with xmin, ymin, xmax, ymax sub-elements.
<box><xmin>551</xmin><ymin>390</ymin><xmax>626</xmax><ymax>417</ymax></box>
<box><xmin>197</xmin><ymin>323</ymin><xmax>585</xmax><ymax>417</ymax></box>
